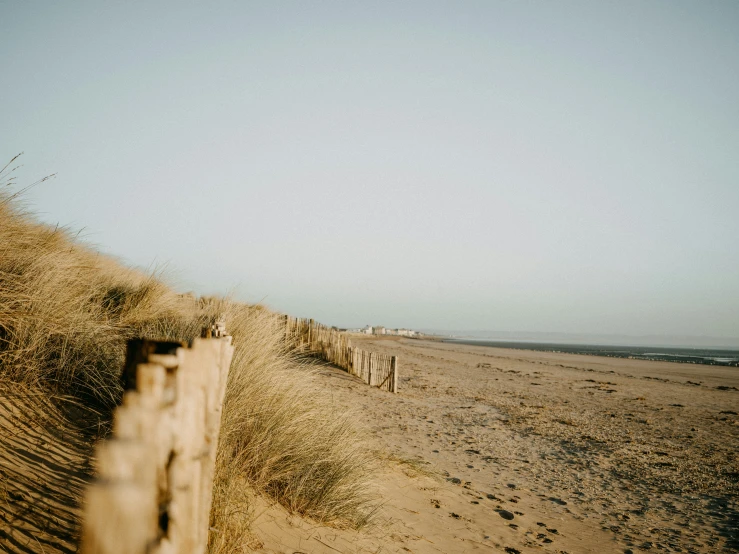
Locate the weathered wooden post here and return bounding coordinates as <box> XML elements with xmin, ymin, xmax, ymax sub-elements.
<box><xmin>391</xmin><ymin>356</ymin><xmax>399</xmax><ymax>393</ymax></box>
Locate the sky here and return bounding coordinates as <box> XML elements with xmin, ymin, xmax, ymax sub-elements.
<box><xmin>2</xmin><ymin>1</ymin><xmax>738</xmax><ymax>342</ymax></box>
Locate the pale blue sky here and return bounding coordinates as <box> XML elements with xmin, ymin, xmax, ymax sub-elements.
<box><xmin>2</xmin><ymin>1</ymin><xmax>738</xmax><ymax>339</ymax></box>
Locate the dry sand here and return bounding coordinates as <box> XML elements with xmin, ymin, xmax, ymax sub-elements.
<box><xmin>0</xmin><ymin>385</ymin><xmax>93</xmax><ymax>554</ymax></box>
<box><xmin>251</xmin><ymin>337</ymin><xmax>738</xmax><ymax>554</ymax></box>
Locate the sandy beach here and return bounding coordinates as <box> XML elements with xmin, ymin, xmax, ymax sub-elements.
<box><xmin>251</xmin><ymin>336</ymin><xmax>738</xmax><ymax>553</ymax></box>
<box><xmin>2</xmin><ymin>334</ymin><xmax>736</xmax><ymax>553</ymax></box>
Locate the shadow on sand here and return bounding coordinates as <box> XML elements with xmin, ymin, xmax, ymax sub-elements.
<box><xmin>0</xmin><ymin>386</ymin><xmax>96</xmax><ymax>554</ymax></box>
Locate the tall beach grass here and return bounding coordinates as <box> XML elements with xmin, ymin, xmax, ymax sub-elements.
<box><xmin>0</xmin><ymin>160</ymin><xmax>378</xmax><ymax>550</ymax></box>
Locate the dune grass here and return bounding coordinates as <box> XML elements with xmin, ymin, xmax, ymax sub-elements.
<box><xmin>209</xmin><ymin>305</ymin><xmax>378</xmax><ymax>552</ymax></box>
<box><xmin>0</xmin><ymin>161</ymin><xmax>378</xmax><ymax>551</ymax></box>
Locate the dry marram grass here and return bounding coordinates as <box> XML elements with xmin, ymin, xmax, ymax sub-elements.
<box><xmin>209</xmin><ymin>305</ymin><xmax>378</xmax><ymax>553</ymax></box>
<box><xmin>0</xmin><ymin>162</ymin><xmax>378</xmax><ymax>552</ymax></box>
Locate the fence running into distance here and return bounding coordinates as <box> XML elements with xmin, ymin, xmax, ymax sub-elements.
<box><xmin>81</xmin><ymin>322</ymin><xmax>234</xmax><ymax>554</ymax></box>
<box><xmin>80</xmin><ymin>316</ymin><xmax>398</xmax><ymax>553</ymax></box>
<box><xmin>285</xmin><ymin>316</ymin><xmax>399</xmax><ymax>393</ymax></box>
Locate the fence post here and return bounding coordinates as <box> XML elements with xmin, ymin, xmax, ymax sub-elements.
<box><xmin>391</xmin><ymin>356</ymin><xmax>399</xmax><ymax>393</ymax></box>
<box><xmin>81</xmin><ymin>325</ymin><xmax>234</xmax><ymax>554</ymax></box>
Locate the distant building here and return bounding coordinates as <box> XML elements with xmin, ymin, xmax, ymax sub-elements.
<box><xmin>347</xmin><ymin>325</ymin><xmax>419</xmax><ymax>337</ymax></box>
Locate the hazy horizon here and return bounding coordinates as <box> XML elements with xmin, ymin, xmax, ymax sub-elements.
<box><xmin>417</xmin><ymin>329</ymin><xmax>739</xmax><ymax>349</ymax></box>
<box><xmin>3</xmin><ymin>2</ymin><xmax>738</xmax><ymax>340</ymax></box>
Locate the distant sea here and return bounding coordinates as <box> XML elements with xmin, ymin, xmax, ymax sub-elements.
<box><xmin>444</xmin><ymin>339</ymin><xmax>739</xmax><ymax>367</ymax></box>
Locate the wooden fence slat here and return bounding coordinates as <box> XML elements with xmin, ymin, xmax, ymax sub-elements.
<box><xmin>81</xmin><ymin>323</ymin><xmax>234</xmax><ymax>554</ymax></box>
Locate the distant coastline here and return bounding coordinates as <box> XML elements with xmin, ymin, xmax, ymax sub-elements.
<box><xmin>443</xmin><ymin>339</ymin><xmax>739</xmax><ymax>367</ymax></box>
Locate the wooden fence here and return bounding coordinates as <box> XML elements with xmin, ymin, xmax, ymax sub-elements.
<box><xmin>285</xmin><ymin>317</ymin><xmax>398</xmax><ymax>393</ymax></box>
<box><xmin>81</xmin><ymin>322</ymin><xmax>234</xmax><ymax>554</ymax></box>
